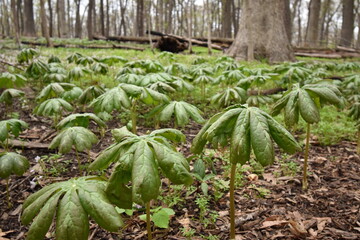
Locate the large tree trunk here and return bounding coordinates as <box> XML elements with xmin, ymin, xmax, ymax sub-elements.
<box><xmin>340</xmin><ymin>0</ymin><xmax>354</xmax><ymax>47</ymax></box>
<box><xmin>40</xmin><ymin>0</ymin><xmax>53</xmax><ymax>47</ymax></box>
<box><xmin>23</xmin><ymin>0</ymin><xmax>36</xmax><ymax>37</ymax></box>
<box><xmin>57</xmin><ymin>0</ymin><xmax>67</xmax><ymax>37</ymax></box>
<box><xmin>226</xmin><ymin>0</ymin><xmax>294</xmax><ymax>63</ymax></box>
<box><xmin>87</xmin><ymin>0</ymin><xmax>94</xmax><ymax>40</ymax></box>
<box><xmin>305</xmin><ymin>0</ymin><xmax>321</xmax><ymax>47</ymax></box>
<box><xmin>75</xmin><ymin>0</ymin><xmax>82</xmax><ymax>38</ymax></box>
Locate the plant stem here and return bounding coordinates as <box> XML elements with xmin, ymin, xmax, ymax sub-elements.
<box><xmin>146</xmin><ymin>202</ymin><xmax>152</xmax><ymax>240</ymax></box>
<box><xmin>6</xmin><ymin>178</ymin><xmax>11</xmax><ymax>208</ymax></box>
<box><xmin>229</xmin><ymin>163</ymin><xmax>237</xmax><ymax>240</ymax></box>
<box><xmin>201</xmin><ymin>83</ymin><xmax>205</xmax><ymax>101</ymax></box>
<box><xmin>357</xmin><ymin>129</ymin><xmax>360</xmax><ymax>155</ymax></box>
<box><xmin>130</xmin><ymin>102</ymin><xmax>137</xmax><ymax>134</ymax></box>
<box><xmin>76</xmin><ymin>149</ymin><xmax>82</xmax><ymax>175</ymax></box>
<box><xmin>303</xmin><ymin>123</ymin><xmax>311</xmax><ymax>190</ymax></box>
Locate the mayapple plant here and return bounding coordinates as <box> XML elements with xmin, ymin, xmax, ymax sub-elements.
<box><xmin>89</xmin><ymin>127</ymin><xmax>193</xmax><ymax>240</ymax></box>
<box><xmin>34</xmin><ymin>98</ymin><xmax>74</xmax><ymax>126</ymax></box>
<box><xmin>0</xmin><ymin>152</ymin><xmax>29</xmax><ymax>208</ymax></box>
<box><xmin>191</xmin><ymin>104</ymin><xmax>301</xmax><ymax>240</ymax></box>
<box><xmin>21</xmin><ymin>176</ymin><xmax>123</xmax><ymax>240</ymax></box>
<box><xmin>271</xmin><ymin>83</ymin><xmax>341</xmax><ymax>190</ymax></box>
<box><xmin>0</xmin><ymin>88</ymin><xmax>25</xmax><ymax>116</ymax></box>
<box><xmin>49</xmin><ymin>126</ymin><xmax>98</xmax><ymax>174</ymax></box>
<box><xmin>147</xmin><ymin>100</ymin><xmax>205</xmax><ymax>128</ymax></box>
<box><xmin>0</xmin><ymin>119</ymin><xmax>28</xmax><ymax>151</ymax></box>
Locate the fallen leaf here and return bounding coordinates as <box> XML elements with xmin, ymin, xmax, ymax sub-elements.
<box><xmin>261</xmin><ymin>220</ymin><xmax>288</xmax><ymax>229</ymax></box>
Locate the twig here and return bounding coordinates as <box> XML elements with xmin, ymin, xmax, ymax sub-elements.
<box><xmin>0</xmin><ymin>58</ymin><xmax>24</xmax><ymax>71</ymax></box>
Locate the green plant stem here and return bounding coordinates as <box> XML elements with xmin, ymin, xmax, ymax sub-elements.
<box><xmin>130</xmin><ymin>102</ymin><xmax>137</xmax><ymax>134</ymax></box>
<box><xmin>357</xmin><ymin>130</ymin><xmax>360</xmax><ymax>155</ymax></box>
<box><xmin>303</xmin><ymin>123</ymin><xmax>311</xmax><ymax>190</ymax></box>
<box><xmin>6</xmin><ymin>178</ymin><xmax>11</xmax><ymax>208</ymax></box>
<box><xmin>146</xmin><ymin>202</ymin><xmax>152</xmax><ymax>240</ymax></box>
<box><xmin>201</xmin><ymin>83</ymin><xmax>205</xmax><ymax>101</ymax></box>
<box><xmin>76</xmin><ymin>150</ymin><xmax>82</xmax><ymax>175</ymax></box>
<box><xmin>229</xmin><ymin>163</ymin><xmax>237</xmax><ymax>240</ymax></box>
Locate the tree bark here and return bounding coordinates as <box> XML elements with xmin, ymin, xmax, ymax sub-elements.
<box><xmin>136</xmin><ymin>0</ymin><xmax>144</xmax><ymax>36</ymax></box>
<box><xmin>119</xmin><ymin>0</ymin><xmax>127</xmax><ymax>36</ymax></box>
<box><xmin>48</xmin><ymin>0</ymin><xmax>53</xmax><ymax>37</ymax></box>
<box><xmin>100</xmin><ymin>0</ymin><xmax>105</xmax><ymax>36</ymax></box>
<box><xmin>222</xmin><ymin>0</ymin><xmax>232</xmax><ymax>38</ymax></box>
<box><xmin>106</xmin><ymin>0</ymin><xmax>110</xmax><ymax>36</ymax></box>
<box><xmin>57</xmin><ymin>0</ymin><xmax>67</xmax><ymax>37</ymax></box>
<box><xmin>87</xmin><ymin>0</ymin><xmax>94</xmax><ymax>40</ymax></box>
<box><xmin>40</xmin><ymin>0</ymin><xmax>53</xmax><ymax>47</ymax></box>
<box><xmin>340</xmin><ymin>0</ymin><xmax>354</xmax><ymax>47</ymax></box>
<box><xmin>284</xmin><ymin>0</ymin><xmax>292</xmax><ymax>43</ymax></box>
<box><xmin>75</xmin><ymin>0</ymin><xmax>82</xmax><ymax>38</ymax></box>
<box><xmin>10</xmin><ymin>0</ymin><xmax>21</xmax><ymax>48</ymax></box>
<box><xmin>305</xmin><ymin>0</ymin><xmax>321</xmax><ymax>47</ymax></box>
<box><xmin>206</xmin><ymin>0</ymin><xmax>212</xmax><ymax>55</ymax></box>
<box><xmin>226</xmin><ymin>0</ymin><xmax>294</xmax><ymax>63</ymax></box>
<box><xmin>23</xmin><ymin>0</ymin><xmax>36</xmax><ymax>37</ymax></box>
<box><xmin>319</xmin><ymin>0</ymin><xmax>330</xmax><ymax>45</ymax></box>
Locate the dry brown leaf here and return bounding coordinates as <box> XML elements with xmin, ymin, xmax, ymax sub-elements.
<box><xmin>261</xmin><ymin>220</ymin><xmax>288</xmax><ymax>229</ymax></box>
<box><xmin>248</xmin><ymin>174</ymin><xmax>258</xmax><ymax>181</ymax></box>
<box><xmin>288</xmin><ymin>220</ymin><xmax>308</xmax><ymax>237</ymax></box>
<box><xmin>263</xmin><ymin>173</ymin><xmax>277</xmax><ymax>184</ymax></box>
<box><xmin>315</xmin><ymin>217</ymin><xmax>331</xmax><ymax>232</ymax></box>
<box><xmin>0</xmin><ymin>229</ymin><xmax>14</xmax><ymax>240</ymax></box>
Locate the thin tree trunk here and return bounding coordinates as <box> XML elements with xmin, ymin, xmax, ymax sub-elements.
<box><xmin>16</xmin><ymin>0</ymin><xmax>23</xmax><ymax>34</ymax></box>
<box><xmin>106</xmin><ymin>0</ymin><xmax>110</xmax><ymax>36</ymax></box>
<box><xmin>100</xmin><ymin>0</ymin><xmax>105</xmax><ymax>36</ymax></box>
<box><xmin>297</xmin><ymin>0</ymin><xmax>302</xmax><ymax>46</ymax></box>
<box><xmin>67</xmin><ymin>0</ymin><xmax>71</xmax><ymax>37</ymax></box>
<box><xmin>340</xmin><ymin>0</ymin><xmax>354</xmax><ymax>47</ymax></box>
<box><xmin>222</xmin><ymin>0</ymin><xmax>232</xmax><ymax>38</ymax></box>
<box><xmin>147</xmin><ymin>1</ymin><xmax>154</xmax><ymax>53</ymax></box>
<box><xmin>284</xmin><ymin>0</ymin><xmax>292</xmax><ymax>43</ymax></box>
<box><xmin>40</xmin><ymin>0</ymin><xmax>53</xmax><ymax>47</ymax></box>
<box><xmin>319</xmin><ymin>0</ymin><xmax>331</xmax><ymax>45</ymax></box>
<box><xmin>87</xmin><ymin>0</ymin><xmax>94</xmax><ymax>40</ymax></box>
<box><xmin>119</xmin><ymin>0</ymin><xmax>127</xmax><ymax>36</ymax></box>
<box><xmin>206</xmin><ymin>0</ymin><xmax>212</xmax><ymax>55</ymax></box>
<box><xmin>75</xmin><ymin>0</ymin><xmax>82</xmax><ymax>38</ymax></box>
<box><xmin>10</xmin><ymin>0</ymin><xmax>21</xmax><ymax>48</ymax></box>
<box><xmin>48</xmin><ymin>0</ymin><xmax>53</xmax><ymax>37</ymax></box>
<box><xmin>187</xmin><ymin>0</ymin><xmax>193</xmax><ymax>54</ymax></box>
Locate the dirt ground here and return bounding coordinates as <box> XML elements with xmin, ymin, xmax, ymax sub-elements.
<box><xmin>1</xmin><ymin>101</ymin><xmax>360</xmax><ymax>240</ymax></box>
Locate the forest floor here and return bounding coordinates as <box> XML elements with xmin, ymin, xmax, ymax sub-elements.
<box><xmin>0</xmin><ymin>100</ymin><xmax>360</xmax><ymax>240</ymax></box>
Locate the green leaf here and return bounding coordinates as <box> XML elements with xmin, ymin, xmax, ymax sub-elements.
<box><xmin>152</xmin><ymin>209</ymin><xmax>172</xmax><ymax>228</ymax></box>
<box><xmin>193</xmin><ymin>159</ymin><xmax>206</xmax><ymax>179</ymax></box>
<box><xmin>0</xmin><ymin>89</ymin><xmax>25</xmax><ymax>105</ymax></box>
<box><xmin>90</xmin><ymin>86</ymin><xmax>131</xmax><ymax>113</ymax></box>
<box><xmin>57</xmin><ymin>113</ymin><xmax>106</xmax><ymax>129</ymax></box>
<box><xmin>34</xmin><ymin>98</ymin><xmax>73</xmax><ymax>118</ymax></box>
<box><xmin>151</xmin><ymin>142</ymin><xmax>193</xmax><ymax>185</ymax></box>
<box><xmin>78</xmin><ymin>184</ymin><xmax>123</xmax><ymax>232</ymax></box>
<box><xmin>49</xmin><ymin>127</ymin><xmax>98</xmax><ymax>154</ymax></box>
<box><xmin>132</xmin><ymin>141</ymin><xmax>160</xmax><ymax>204</ymax></box>
<box><xmin>150</xmin><ymin>128</ymin><xmax>186</xmax><ymax>143</ymax></box>
<box><xmin>26</xmin><ymin>191</ymin><xmax>62</xmax><ymax>240</ymax></box>
<box><xmin>262</xmin><ymin>112</ymin><xmax>301</xmax><ymax>154</ymax></box>
<box><xmin>284</xmin><ymin>91</ymin><xmax>300</xmax><ymax>127</ymax></box>
<box><xmin>0</xmin><ymin>119</ymin><xmax>28</xmax><ymax>142</ymax></box>
<box><xmin>56</xmin><ymin>189</ymin><xmax>89</xmax><ymax>240</ymax></box>
<box><xmin>249</xmin><ymin>109</ymin><xmax>274</xmax><ymax>166</ymax></box>
<box><xmin>0</xmin><ymin>152</ymin><xmax>29</xmax><ymax>179</ymax></box>
<box><xmin>230</xmin><ymin>109</ymin><xmax>251</xmax><ymax>165</ymax></box>
<box><xmin>298</xmin><ymin>89</ymin><xmax>320</xmax><ymax>123</ymax></box>
<box><xmin>106</xmin><ymin>164</ymin><xmax>133</xmax><ymax>209</ymax></box>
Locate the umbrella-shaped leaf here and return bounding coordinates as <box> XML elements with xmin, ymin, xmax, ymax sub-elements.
<box><xmin>22</xmin><ymin>176</ymin><xmax>123</xmax><ymax>240</ymax></box>
<box><xmin>57</xmin><ymin>113</ymin><xmax>106</xmax><ymax>129</ymax></box>
<box><xmin>0</xmin><ymin>119</ymin><xmax>28</xmax><ymax>142</ymax></box>
<box><xmin>49</xmin><ymin>127</ymin><xmax>98</xmax><ymax>153</ymax></box>
<box><xmin>0</xmin><ymin>72</ymin><xmax>27</xmax><ymax>88</ymax></box>
<box><xmin>0</xmin><ymin>89</ymin><xmax>25</xmax><ymax>105</ymax></box>
<box><xmin>0</xmin><ymin>152</ymin><xmax>29</xmax><ymax>179</ymax></box>
<box><xmin>34</xmin><ymin>98</ymin><xmax>73</xmax><ymax>118</ymax></box>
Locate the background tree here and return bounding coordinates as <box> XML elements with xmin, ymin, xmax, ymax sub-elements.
<box><xmin>87</xmin><ymin>0</ymin><xmax>94</xmax><ymax>40</ymax></box>
<box><xmin>57</xmin><ymin>0</ymin><xmax>67</xmax><ymax>38</ymax></box>
<box><xmin>10</xmin><ymin>0</ymin><xmax>21</xmax><ymax>48</ymax></box>
<box><xmin>23</xmin><ymin>0</ymin><xmax>36</xmax><ymax>37</ymax></box>
<box><xmin>340</xmin><ymin>0</ymin><xmax>354</xmax><ymax>47</ymax></box>
<box><xmin>305</xmin><ymin>0</ymin><xmax>321</xmax><ymax>47</ymax></box>
<box><xmin>226</xmin><ymin>0</ymin><xmax>295</xmax><ymax>63</ymax></box>
<box><xmin>39</xmin><ymin>0</ymin><xmax>53</xmax><ymax>47</ymax></box>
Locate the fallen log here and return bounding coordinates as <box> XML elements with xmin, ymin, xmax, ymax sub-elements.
<box><xmin>154</xmin><ymin>36</ymin><xmax>188</xmax><ymax>53</ymax></box>
<box><xmin>248</xmin><ymin>87</ymin><xmax>287</xmax><ymax>96</ymax></box>
<box><xmin>336</xmin><ymin>45</ymin><xmax>360</xmax><ymax>53</ymax></box>
<box><xmin>20</xmin><ymin>41</ymin><xmax>144</xmax><ymax>51</ymax></box>
<box><xmin>8</xmin><ymin>139</ymin><xmax>50</xmax><ymax>149</ymax></box>
<box><xmin>295</xmin><ymin>52</ymin><xmax>342</xmax><ymax>59</ymax></box>
<box><xmin>147</xmin><ymin>30</ymin><xmax>224</xmax><ymax>51</ymax></box>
